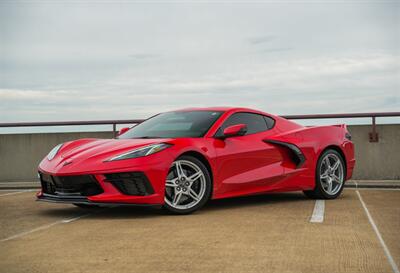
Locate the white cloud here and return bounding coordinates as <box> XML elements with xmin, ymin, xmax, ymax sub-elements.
<box><xmin>0</xmin><ymin>2</ymin><xmax>399</xmax><ymax>126</ymax></box>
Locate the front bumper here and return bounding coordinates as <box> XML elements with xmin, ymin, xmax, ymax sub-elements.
<box><xmin>37</xmin><ymin>193</ymin><xmax>161</xmax><ymax>207</ymax></box>
<box><xmin>37</xmin><ymin>162</ymin><xmax>170</xmax><ymax>205</ymax></box>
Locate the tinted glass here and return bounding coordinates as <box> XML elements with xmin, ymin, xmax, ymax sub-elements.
<box><xmin>218</xmin><ymin>112</ymin><xmax>268</xmax><ymax>135</ymax></box>
<box><xmin>264</xmin><ymin>116</ymin><xmax>275</xmax><ymax>129</ymax></box>
<box><xmin>119</xmin><ymin>111</ymin><xmax>223</xmax><ymax>139</ymax></box>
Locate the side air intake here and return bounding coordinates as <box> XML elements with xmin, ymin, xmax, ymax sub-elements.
<box><xmin>263</xmin><ymin>139</ymin><xmax>306</xmax><ymax>168</ymax></box>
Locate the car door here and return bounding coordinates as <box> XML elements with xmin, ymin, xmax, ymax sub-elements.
<box><xmin>213</xmin><ymin>112</ymin><xmax>285</xmax><ymax>197</ymax></box>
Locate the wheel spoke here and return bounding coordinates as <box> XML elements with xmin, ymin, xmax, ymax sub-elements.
<box><xmin>324</xmin><ymin>157</ymin><xmax>331</xmax><ymax>168</ymax></box>
<box><xmin>188</xmin><ymin>171</ymin><xmax>202</xmax><ymax>183</ymax></box>
<box><xmin>166</xmin><ymin>179</ymin><xmax>177</xmax><ymax>188</ymax></box>
<box><xmin>173</xmin><ymin>192</ymin><xmax>183</xmax><ymax>205</ymax></box>
<box><xmin>320</xmin><ymin>171</ymin><xmax>329</xmax><ymax>180</ymax></box>
<box><xmin>332</xmin><ymin>175</ymin><xmax>341</xmax><ymax>184</ymax></box>
<box><xmin>175</xmin><ymin>161</ymin><xmax>185</xmax><ymax>178</ymax></box>
<box><xmin>327</xmin><ymin>180</ymin><xmax>333</xmax><ymax>193</ymax></box>
<box><xmin>332</xmin><ymin>160</ymin><xmax>340</xmax><ymax>171</ymax></box>
<box><xmin>188</xmin><ymin>189</ymin><xmax>199</xmax><ymax>201</ymax></box>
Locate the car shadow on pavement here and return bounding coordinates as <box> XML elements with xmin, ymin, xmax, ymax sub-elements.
<box><xmin>36</xmin><ymin>205</ymin><xmax>103</xmax><ymax>217</ymax></box>
<box><xmin>38</xmin><ymin>192</ymin><xmax>311</xmax><ymax>219</ymax></box>
<box><xmin>204</xmin><ymin>192</ymin><xmax>309</xmax><ymax>212</ymax></box>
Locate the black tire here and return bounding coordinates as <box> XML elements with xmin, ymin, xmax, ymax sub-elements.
<box><xmin>163</xmin><ymin>155</ymin><xmax>212</xmax><ymax>215</ymax></box>
<box><xmin>73</xmin><ymin>203</ymin><xmax>99</xmax><ymax>209</ymax></box>
<box><xmin>303</xmin><ymin>149</ymin><xmax>346</xmax><ymax>199</ymax></box>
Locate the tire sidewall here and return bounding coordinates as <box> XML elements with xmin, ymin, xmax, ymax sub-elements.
<box><xmin>163</xmin><ymin>155</ymin><xmax>212</xmax><ymax>214</ymax></box>
<box><xmin>315</xmin><ymin>149</ymin><xmax>346</xmax><ymax>199</ymax></box>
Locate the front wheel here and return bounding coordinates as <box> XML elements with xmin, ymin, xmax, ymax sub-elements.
<box><xmin>163</xmin><ymin>156</ymin><xmax>212</xmax><ymax>214</ymax></box>
<box><xmin>304</xmin><ymin>149</ymin><xmax>346</xmax><ymax>199</ymax></box>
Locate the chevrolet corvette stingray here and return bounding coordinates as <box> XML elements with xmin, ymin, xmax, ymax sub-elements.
<box><xmin>37</xmin><ymin>107</ymin><xmax>355</xmax><ymax>214</ymax></box>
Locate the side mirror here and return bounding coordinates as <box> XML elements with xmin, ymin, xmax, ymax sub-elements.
<box><xmin>117</xmin><ymin>127</ymin><xmax>130</xmax><ymax>136</ymax></box>
<box><xmin>220</xmin><ymin>124</ymin><xmax>247</xmax><ymax>139</ymax></box>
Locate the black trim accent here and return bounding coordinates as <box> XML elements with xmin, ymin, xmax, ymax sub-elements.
<box><xmin>38</xmin><ymin>193</ymin><xmax>89</xmax><ymax>203</ymax></box>
<box><xmin>263</xmin><ymin>115</ymin><xmax>276</xmax><ymax>129</ymax></box>
<box><xmin>264</xmin><ymin>139</ymin><xmax>306</xmax><ymax>168</ymax></box>
<box><xmin>37</xmin><ymin>193</ymin><xmax>161</xmax><ymax>207</ymax></box>
<box><xmin>39</xmin><ymin>173</ymin><xmax>104</xmax><ymax>196</ymax></box>
<box><xmin>104</xmin><ymin>172</ymin><xmax>154</xmax><ymax>196</ymax></box>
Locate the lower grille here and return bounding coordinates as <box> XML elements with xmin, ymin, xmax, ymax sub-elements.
<box><xmin>104</xmin><ymin>172</ymin><xmax>154</xmax><ymax>196</ymax></box>
<box><xmin>39</xmin><ymin>173</ymin><xmax>103</xmax><ymax>196</ymax></box>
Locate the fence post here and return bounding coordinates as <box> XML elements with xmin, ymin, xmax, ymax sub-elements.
<box><xmin>369</xmin><ymin>116</ymin><xmax>379</xmax><ymax>142</ymax></box>
<box><xmin>112</xmin><ymin>123</ymin><xmax>117</xmax><ymax>138</ymax></box>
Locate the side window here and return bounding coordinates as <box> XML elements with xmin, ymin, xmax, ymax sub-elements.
<box><xmin>218</xmin><ymin>112</ymin><xmax>269</xmax><ymax>135</ymax></box>
<box><xmin>264</xmin><ymin>116</ymin><xmax>275</xmax><ymax>129</ymax></box>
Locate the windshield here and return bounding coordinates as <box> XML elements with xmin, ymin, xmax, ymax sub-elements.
<box><xmin>118</xmin><ymin>111</ymin><xmax>223</xmax><ymax>139</ymax></box>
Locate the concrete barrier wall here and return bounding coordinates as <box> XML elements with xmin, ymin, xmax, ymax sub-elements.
<box><xmin>0</xmin><ymin>131</ymin><xmax>113</xmax><ymax>182</ymax></box>
<box><xmin>0</xmin><ymin>124</ymin><xmax>399</xmax><ymax>182</ymax></box>
<box><xmin>348</xmin><ymin>124</ymin><xmax>400</xmax><ymax>180</ymax></box>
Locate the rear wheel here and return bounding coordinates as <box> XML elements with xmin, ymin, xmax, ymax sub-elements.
<box><xmin>163</xmin><ymin>156</ymin><xmax>212</xmax><ymax>214</ymax></box>
<box><xmin>304</xmin><ymin>149</ymin><xmax>346</xmax><ymax>199</ymax></box>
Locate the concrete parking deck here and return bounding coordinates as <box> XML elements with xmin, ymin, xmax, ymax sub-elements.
<box><xmin>0</xmin><ymin>189</ymin><xmax>399</xmax><ymax>273</ymax></box>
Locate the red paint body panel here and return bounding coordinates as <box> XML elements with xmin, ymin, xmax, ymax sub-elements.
<box><xmin>37</xmin><ymin>107</ymin><xmax>355</xmax><ymax>205</ymax></box>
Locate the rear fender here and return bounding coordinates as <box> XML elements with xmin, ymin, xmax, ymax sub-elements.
<box><xmin>264</xmin><ymin>124</ymin><xmax>354</xmax><ymax>188</ymax></box>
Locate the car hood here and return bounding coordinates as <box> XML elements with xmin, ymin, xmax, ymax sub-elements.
<box><xmin>61</xmin><ymin>138</ymin><xmax>173</xmax><ymax>161</ymax></box>
<box><xmin>40</xmin><ymin>138</ymin><xmax>173</xmax><ymax>174</ymax></box>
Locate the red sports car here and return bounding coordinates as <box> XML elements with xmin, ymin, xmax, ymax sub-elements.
<box><xmin>37</xmin><ymin>107</ymin><xmax>355</xmax><ymax>214</ymax></box>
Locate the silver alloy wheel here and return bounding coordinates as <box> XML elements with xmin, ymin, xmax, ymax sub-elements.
<box><xmin>164</xmin><ymin>160</ymin><xmax>206</xmax><ymax>210</ymax></box>
<box><xmin>320</xmin><ymin>153</ymin><xmax>344</xmax><ymax>195</ymax></box>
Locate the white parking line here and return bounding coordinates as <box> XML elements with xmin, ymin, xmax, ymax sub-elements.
<box><xmin>356</xmin><ymin>190</ymin><xmax>400</xmax><ymax>273</ymax></box>
<box><xmin>61</xmin><ymin>213</ymin><xmax>90</xmax><ymax>223</ymax></box>
<box><xmin>0</xmin><ymin>190</ymin><xmax>35</xmax><ymax>197</ymax></box>
<box><xmin>0</xmin><ymin>213</ymin><xmax>91</xmax><ymax>243</ymax></box>
<box><xmin>310</xmin><ymin>199</ymin><xmax>325</xmax><ymax>223</ymax></box>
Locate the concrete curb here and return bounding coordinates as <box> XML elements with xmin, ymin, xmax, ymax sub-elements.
<box><xmin>1</xmin><ymin>180</ymin><xmax>400</xmax><ymax>190</ymax></box>
<box><xmin>345</xmin><ymin>180</ymin><xmax>400</xmax><ymax>189</ymax></box>
<box><xmin>0</xmin><ymin>181</ymin><xmax>40</xmax><ymax>190</ymax></box>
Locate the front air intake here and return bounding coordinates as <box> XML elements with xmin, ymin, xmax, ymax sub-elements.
<box><xmin>39</xmin><ymin>173</ymin><xmax>104</xmax><ymax>196</ymax></box>
<box><xmin>104</xmin><ymin>172</ymin><xmax>154</xmax><ymax>196</ymax></box>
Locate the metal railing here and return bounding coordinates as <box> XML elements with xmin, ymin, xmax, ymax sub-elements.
<box><xmin>1</xmin><ymin>112</ymin><xmax>399</xmax><ymax>142</ymax></box>
<box><xmin>282</xmin><ymin>112</ymin><xmax>400</xmax><ymax>142</ymax></box>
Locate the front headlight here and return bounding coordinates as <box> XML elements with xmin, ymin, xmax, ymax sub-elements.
<box><xmin>106</xmin><ymin>143</ymin><xmax>173</xmax><ymax>162</ymax></box>
<box><xmin>47</xmin><ymin>143</ymin><xmax>63</xmax><ymax>161</ymax></box>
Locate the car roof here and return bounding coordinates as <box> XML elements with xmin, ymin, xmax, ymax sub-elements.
<box><xmin>175</xmin><ymin>106</ymin><xmax>237</xmax><ymax>112</ymax></box>
<box><xmin>157</xmin><ymin>107</ymin><xmax>303</xmax><ymax>136</ymax></box>
<box><xmin>175</xmin><ymin>106</ymin><xmax>269</xmax><ymax>114</ymax></box>
<box><xmin>174</xmin><ymin>107</ymin><xmax>302</xmax><ymax>130</ymax></box>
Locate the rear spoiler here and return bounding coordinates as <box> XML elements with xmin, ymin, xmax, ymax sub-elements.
<box><xmin>305</xmin><ymin>124</ymin><xmax>351</xmax><ymax>140</ymax></box>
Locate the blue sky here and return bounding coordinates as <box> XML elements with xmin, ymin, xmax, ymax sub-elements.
<box><xmin>0</xmin><ymin>1</ymin><xmax>399</xmax><ymax>132</ymax></box>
